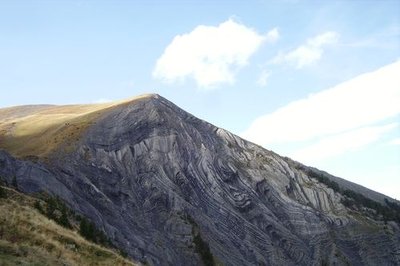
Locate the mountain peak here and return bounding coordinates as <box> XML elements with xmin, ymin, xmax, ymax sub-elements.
<box><xmin>122</xmin><ymin>92</ymin><xmax>161</xmax><ymax>102</ymax></box>
<box><xmin>1</xmin><ymin>94</ymin><xmax>399</xmax><ymax>265</ymax></box>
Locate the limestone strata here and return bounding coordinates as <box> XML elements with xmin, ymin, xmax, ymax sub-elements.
<box><xmin>0</xmin><ymin>94</ymin><xmax>399</xmax><ymax>265</ymax></box>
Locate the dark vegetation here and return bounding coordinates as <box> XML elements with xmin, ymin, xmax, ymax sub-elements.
<box><xmin>0</xmin><ymin>183</ymin><xmax>133</xmax><ymax>265</ymax></box>
<box><xmin>297</xmin><ymin>166</ymin><xmax>400</xmax><ymax>223</ymax></box>
<box><xmin>193</xmin><ymin>233</ymin><xmax>215</xmax><ymax>266</ymax></box>
<box><xmin>33</xmin><ymin>193</ymin><xmax>115</xmax><ymax>249</ymax></box>
<box><xmin>78</xmin><ymin>216</ymin><xmax>111</xmax><ymax>247</ymax></box>
<box><xmin>34</xmin><ymin>196</ymin><xmax>72</xmax><ymax>229</ymax></box>
<box><xmin>184</xmin><ymin>214</ymin><xmax>215</xmax><ymax>266</ymax></box>
<box><xmin>0</xmin><ymin>177</ymin><xmax>128</xmax><ymax>258</ymax></box>
<box><xmin>0</xmin><ymin>185</ymin><xmax>7</xmax><ymax>198</ymax></box>
<box><xmin>11</xmin><ymin>176</ymin><xmax>18</xmax><ymax>190</ymax></box>
<box><xmin>0</xmin><ymin>178</ymin><xmax>7</xmax><ymax>198</ymax></box>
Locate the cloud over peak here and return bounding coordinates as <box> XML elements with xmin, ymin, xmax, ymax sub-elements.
<box><xmin>153</xmin><ymin>19</ymin><xmax>277</xmax><ymax>88</ymax></box>
<box><xmin>272</xmin><ymin>31</ymin><xmax>339</xmax><ymax>68</ymax></box>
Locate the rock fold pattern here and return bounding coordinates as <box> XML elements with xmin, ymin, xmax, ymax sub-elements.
<box><xmin>1</xmin><ymin>95</ymin><xmax>399</xmax><ymax>265</ymax></box>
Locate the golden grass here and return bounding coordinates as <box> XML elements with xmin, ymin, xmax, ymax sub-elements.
<box><xmin>0</xmin><ymin>94</ymin><xmax>153</xmax><ymax>159</ymax></box>
<box><xmin>0</xmin><ymin>187</ymin><xmax>136</xmax><ymax>266</ymax></box>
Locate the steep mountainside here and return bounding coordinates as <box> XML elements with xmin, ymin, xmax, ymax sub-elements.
<box><xmin>0</xmin><ymin>94</ymin><xmax>399</xmax><ymax>265</ymax></box>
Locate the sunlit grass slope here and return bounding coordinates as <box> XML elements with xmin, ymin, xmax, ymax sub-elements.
<box><xmin>0</xmin><ymin>186</ymin><xmax>135</xmax><ymax>266</ymax></box>
<box><xmin>0</xmin><ymin>94</ymin><xmax>152</xmax><ymax>160</ymax></box>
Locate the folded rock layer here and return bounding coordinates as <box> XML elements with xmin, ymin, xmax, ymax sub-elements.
<box><xmin>0</xmin><ymin>94</ymin><xmax>399</xmax><ymax>265</ymax></box>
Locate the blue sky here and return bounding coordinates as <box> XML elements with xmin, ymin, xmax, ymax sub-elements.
<box><xmin>0</xmin><ymin>0</ymin><xmax>399</xmax><ymax>199</ymax></box>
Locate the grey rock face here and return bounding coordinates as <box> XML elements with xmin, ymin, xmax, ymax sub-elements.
<box><xmin>1</xmin><ymin>94</ymin><xmax>399</xmax><ymax>265</ymax></box>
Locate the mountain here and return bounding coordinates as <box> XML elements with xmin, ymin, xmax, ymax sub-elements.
<box><xmin>0</xmin><ymin>94</ymin><xmax>399</xmax><ymax>265</ymax></box>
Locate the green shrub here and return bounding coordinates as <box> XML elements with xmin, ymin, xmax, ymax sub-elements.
<box><xmin>184</xmin><ymin>214</ymin><xmax>215</xmax><ymax>266</ymax></box>
<box><xmin>79</xmin><ymin>217</ymin><xmax>110</xmax><ymax>246</ymax></box>
<box><xmin>0</xmin><ymin>186</ymin><xmax>7</xmax><ymax>199</ymax></box>
<box><xmin>193</xmin><ymin>233</ymin><xmax>215</xmax><ymax>266</ymax></box>
<box><xmin>34</xmin><ymin>200</ymin><xmax>44</xmax><ymax>214</ymax></box>
<box><xmin>80</xmin><ymin>218</ymin><xmax>95</xmax><ymax>242</ymax></box>
<box><xmin>119</xmin><ymin>249</ymin><xmax>128</xmax><ymax>258</ymax></box>
<box><xmin>305</xmin><ymin>170</ymin><xmax>340</xmax><ymax>192</ymax></box>
<box><xmin>34</xmin><ymin>196</ymin><xmax>72</xmax><ymax>229</ymax></box>
<box><xmin>59</xmin><ymin>207</ymin><xmax>71</xmax><ymax>228</ymax></box>
<box><xmin>11</xmin><ymin>176</ymin><xmax>18</xmax><ymax>190</ymax></box>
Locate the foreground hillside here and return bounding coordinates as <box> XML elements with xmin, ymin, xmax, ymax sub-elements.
<box><xmin>0</xmin><ymin>185</ymin><xmax>135</xmax><ymax>265</ymax></box>
<box><xmin>0</xmin><ymin>94</ymin><xmax>399</xmax><ymax>265</ymax></box>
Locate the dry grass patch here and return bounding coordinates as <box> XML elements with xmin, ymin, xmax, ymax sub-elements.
<box><xmin>0</xmin><ymin>94</ymin><xmax>152</xmax><ymax>159</ymax></box>
<box><xmin>0</xmin><ymin>187</ymin><xmax>135</xmax><ymax>266</ymax></box>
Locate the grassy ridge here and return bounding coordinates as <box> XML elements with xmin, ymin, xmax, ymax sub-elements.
<box><xmin>0</xmin><ymin>104</ymin><xmax>111</xmax><ymax>159</ymax></box>
<box><xmin>0</xmin><ymin>186</ymin><xmax>135</xmax><ymax>266</ymax></box>
<box><xmin>0</xmin><ymin>95</ymin><xmax>151</xmax><ymax>160</ymax></box>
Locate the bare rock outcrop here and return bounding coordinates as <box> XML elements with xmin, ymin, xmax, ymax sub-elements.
<box><xmin>1</xmin><ymin>94</ymin><xmax>399</xmax><ymax>265</ymax></box>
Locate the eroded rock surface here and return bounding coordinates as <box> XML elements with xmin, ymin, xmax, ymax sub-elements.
<box><xmin>1</xmin><ymin>94</ymin><xmax>399</xmax><ymax>265</ymax></box>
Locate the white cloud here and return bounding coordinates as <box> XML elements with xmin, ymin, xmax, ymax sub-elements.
<box><xmin>257</xmin><ymin>70</ymin><xmax>270</xmax><ymax>87</ymax></box>
<box><xmin>291</xmin><ymin>123</ymin><xmax>397</xmax><ymax>163</ymax></box>
<box><xmin>242</xmin><ymin>61</ymin><xmax>400</xmax><ymax>147</ymax></box>
<box><xmin>153</xmin><ymin>19</ymin><xmax>275</xmax><ymax>88</ymax></box>
<box><xmin>265</xmin><ymin>27</ymin><xmax>280</xmax><ymax>43</ymax></box>
<box><xmin>271</xmin><ymin>31</ymin><xmax>339</xmax><ymax>68</ymax></box>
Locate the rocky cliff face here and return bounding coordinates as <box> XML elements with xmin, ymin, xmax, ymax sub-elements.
<box><xmin>1</xmin><ymin>94</ymin><xmax>399</xmax><ymax>265</ymax></box>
